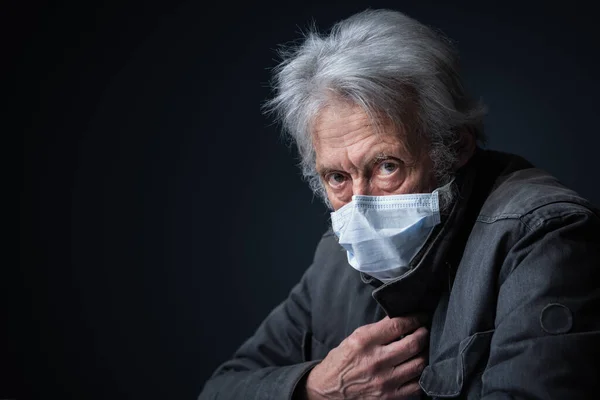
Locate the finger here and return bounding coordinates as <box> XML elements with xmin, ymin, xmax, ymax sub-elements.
<box><xmin>388</xmin><ymin>355</ymin><xmax>427</xmax><ymax>388</ymax></box>
<box><xmin>383</xmin><ymin>326</ymin><xmax>429</xmax><ymax>366</ymax></box>
<box><xmin>365</xmin><ymin>315</ymin><xmax>424</xmax><ymax>345</ymax></box>
<box><xmin>391</xmin><ymin>377</ymin><xmax>423</xmax><ymax>400</ymax></box>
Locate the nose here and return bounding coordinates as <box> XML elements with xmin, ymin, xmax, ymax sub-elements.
<box><xmin>352</xmin><ymin>179</ymin><xmax>371</xmax><ymax>196</ymax></box>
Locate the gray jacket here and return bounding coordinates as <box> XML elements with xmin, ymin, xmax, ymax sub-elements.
<box><xmin>199</xmin><ymin>149</ymin><xmax>600</xmax><ymax>399</ymax></box>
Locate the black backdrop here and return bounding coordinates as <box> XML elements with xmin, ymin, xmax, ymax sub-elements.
<box><xmin>13</xmin><ymin>1</ymin><xmax>600</xmax><ymax>399</ymax></box>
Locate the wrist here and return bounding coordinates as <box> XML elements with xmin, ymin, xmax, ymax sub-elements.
<box><xmin>293</xmin><ymin>364</ymin><xmax>319</xmax><ymax>400</ymax></box>
<box><xmin>303</xmin><ymin>366</ymin><xmax>323</xmax><ymax>400</ymax></box>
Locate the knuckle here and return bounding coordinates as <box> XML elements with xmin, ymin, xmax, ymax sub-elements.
<box><xmin>406</xmin><ymin>337</ymin><xmax>421</xmax><ymax>354</ymax></box>
<box><xmin>345</xmin><ymin>335</ymin><xmax>358</xmax><ymax>349</ymax></box>
<box><xmin>353</xmin><ymin>325</ymin><xmax>365</xmax><ymax>337</ymax></box>
<box><xmin>415</xmin><ymin>326</ymin><xmax>429</xmax><ymax>341</ymax></box>
<box><xmin>348</xmin><ymin>332</ymin><xmax>364</xmax><ymax>349</ymax></box>
<box><xmin>390</xmin><ymin>318</ymin><xmax>405</xmax><ymax>334</ymax></box>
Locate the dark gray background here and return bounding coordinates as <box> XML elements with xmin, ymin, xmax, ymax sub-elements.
<box><xmin>13</xmin><ymin>0</ymin><xmax>599</xmax><ymax>399</ymax></box>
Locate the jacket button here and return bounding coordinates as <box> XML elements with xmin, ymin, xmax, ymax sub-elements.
<box><xmin>540</xmin><ymin>303</ymin><xmax>573</xmax><ymax>334</ymax></box>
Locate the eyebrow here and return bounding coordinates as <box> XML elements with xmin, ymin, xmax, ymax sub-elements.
<box><xmin>316</xmin><ymin>152</ymin><xmax>395</xmax><ymax>176</ymax></box>
<box><xmin>316</xmin><ymin>165</ymin><xmax>337</xmax><ymax>177</ymax></box>
<box><xmin>371</xmin><ymin>152</ymin><xmax>391</xmax><ymax>164</ymax></box>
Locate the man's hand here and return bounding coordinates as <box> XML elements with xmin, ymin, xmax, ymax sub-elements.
<box><xmin>304</xmin><ymin>316</ymin><xmax>428</xmax><ymax>400</ymax></box>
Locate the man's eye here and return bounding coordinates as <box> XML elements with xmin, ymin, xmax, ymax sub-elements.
<box><xmin>378</xmin><ymin>161</ymin><xmax>399</xmax><ymax>175</ymax></box>
<box><xmin>327</xmin><ymin>173</ymin><xmax>347</xmax><ymax>188</ymax></box>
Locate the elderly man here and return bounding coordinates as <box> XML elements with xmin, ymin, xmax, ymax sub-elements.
<box><xmin>199</xmin><ymin>9</ymin><xmax>600</xmax><ymax>399</ymax></box>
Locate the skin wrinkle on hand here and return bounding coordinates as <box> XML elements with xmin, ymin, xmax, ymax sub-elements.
<box><xmin>305</xmin><ymin>317</ymin><xmax>429</xmax><ymax>399</ymax></box>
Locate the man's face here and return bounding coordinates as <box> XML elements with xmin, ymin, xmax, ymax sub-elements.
<box><xmin>313</xmin><ymin>103</ymin><xmax>437</xmax><ymax>210</ymax></box>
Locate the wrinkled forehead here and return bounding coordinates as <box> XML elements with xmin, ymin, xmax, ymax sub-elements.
<box><xmin>312</xmin><ymin>103</ymin><xmax>396</xmax><ymax>142</ymax></box>
<box><xmin>310</xmin><ymin>101</ymin><xmax>420</xmax><ymax>156</ymax></box>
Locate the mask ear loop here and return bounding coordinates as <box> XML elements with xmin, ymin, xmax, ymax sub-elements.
<box><xmin>431</xmin><ymin>176</ymin><xmax>456</xmax><ymax>221</ymax></box>
<box><xmin>430</xmin><ymin>191</ymin><xmax>441</xmax><ymax>225</ymax></box>
<box><xmin>433</xmin><ymin>177</ymin><xmax>456</xmax><ymax>195</ymax></box>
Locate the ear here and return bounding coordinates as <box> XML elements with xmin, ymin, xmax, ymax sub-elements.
<box><xmin>454</xmin><ymin>129</ymin><xmax>476</xmax><ymax>170</ymax></box>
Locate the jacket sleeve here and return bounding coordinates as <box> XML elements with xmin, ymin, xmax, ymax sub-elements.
<box><xmin>198</xmin><ymin>240</ymin><xmax>326</xmax><ymax>400</ymax></box>
<box><xmin>481</xmin><ymin>203</ymin><xmax>600</xmax><ymax>399</ymax></box>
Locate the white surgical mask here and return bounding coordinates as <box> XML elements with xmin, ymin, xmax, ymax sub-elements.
<box><xmin>330</xmin><ymin>180</ymin><xmax>453</xmax><ymax>283</ymax></box>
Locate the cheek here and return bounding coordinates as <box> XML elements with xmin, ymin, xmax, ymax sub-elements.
<box><xmin>331</xmin><ymin>200</ymin><xmax>351</xmax><ymax>212</ymax></box>
<box><xmin>376</xmin><ymin>177</ymin><xmax>403</xmax><ymax>192</ymax></box>
<box><xmin>370</xmin><ymin>171</ymin><xmax>406</xmax><ymax>194</ymax></box>
<box><xmin>322</xmin><ymin>176</ymin><xmax>354</xmax><ymax>203</ymax></box>
<box><xmin>326</xmin><ymin>189</ymin><xmax>351</xmax><ymax>210</ymax></box>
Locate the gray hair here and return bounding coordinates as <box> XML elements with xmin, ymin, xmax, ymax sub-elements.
<box><xmin>263</xmin><ymin>9</ymin><xmax>486</xmax><ymax>207</ymax></box>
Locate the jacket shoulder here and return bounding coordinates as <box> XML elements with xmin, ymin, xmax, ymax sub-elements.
<box><xmin>313</xmin><ymin>229</ymin><xmax>345</xmax><ymax>266</ymax></box>
<box><xmin>478</xmin><ymin>167</ymin><xmax>597</xmax><ymax>224</ymax></box>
